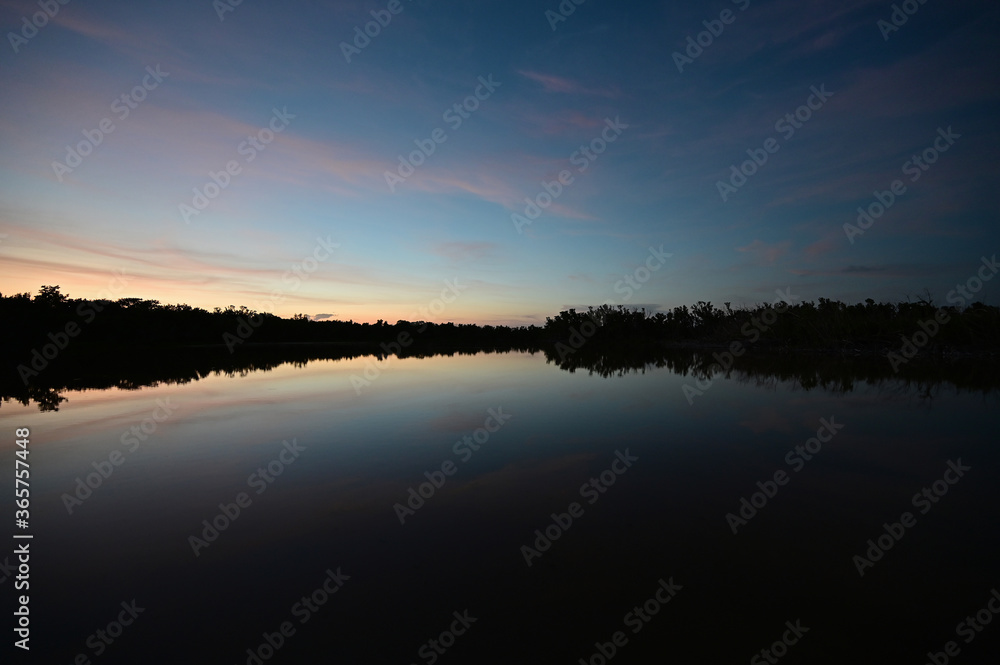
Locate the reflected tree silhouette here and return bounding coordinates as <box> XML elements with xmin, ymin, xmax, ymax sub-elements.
<box><xmin>3</xmin><ymin>287</ymin><xmax>999</xmax><ymax>410</ymax></box>
<box><xmin>3</xmin><ymin>342</ymin><xmax>997</xmax><ymax>412</ymax></box>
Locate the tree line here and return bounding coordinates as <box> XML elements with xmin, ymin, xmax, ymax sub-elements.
<box><xmin>2</xmin><ymin>286</ymin><xmax>997</xmax><ymax>355</ymax></box>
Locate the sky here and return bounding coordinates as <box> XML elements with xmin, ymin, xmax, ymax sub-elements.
<box><xmin>1</xmin><ymin>0</ymin><xmax>997</xmax><ymax>325</ymax></box>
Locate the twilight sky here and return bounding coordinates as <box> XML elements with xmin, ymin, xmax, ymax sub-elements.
<box><xmin>1</xmin><ymin>0</ymin><xmax>997</xmax><ymax>325</ymax></box>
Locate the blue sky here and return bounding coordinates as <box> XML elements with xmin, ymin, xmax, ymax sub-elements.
<box><xmin>1</xmin><ymin>0</ymin><xmax>997</xmax><ymax>324</ymax></box>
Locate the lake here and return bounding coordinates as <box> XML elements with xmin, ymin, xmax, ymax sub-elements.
<box><xmin>2</xmin><ymin>349</ymin><xmax>998</xmax><ymax>664</ymax></box>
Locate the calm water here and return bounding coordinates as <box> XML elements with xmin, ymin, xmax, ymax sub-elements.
<box><xmin>2</xmin><ymin>350</ymin><xmax>998</xmax><ymax>664</ymax></box>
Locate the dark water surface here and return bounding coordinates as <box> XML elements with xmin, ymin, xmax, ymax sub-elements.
<box><xmin>2</xmin><ymin>350</ymin><xmax>998</xmax><ymax>664</ymax></box>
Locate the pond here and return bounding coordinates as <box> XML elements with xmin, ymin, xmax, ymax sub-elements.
<box><xmin>2</xmin><ymin>349</ymin><xmax>997</xmax><ymax>664</ymax></box>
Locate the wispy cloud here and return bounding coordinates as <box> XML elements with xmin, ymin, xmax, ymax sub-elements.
<box><xmin>517</xmin><ymin>71</ymin><xmax>620</xmax><ymax>98</ymax></box>
<box><xmin>803</xmin><ymin>235</ymin><xmax>841</xmax><ymax>257</ymax></box>
<box><xmin>788</xmin><ymin>264</ymin><xmax>935</xmax><ymax>279</ymax></box>
<box><xmin>736</xmin><ymin>239</ymin><xmax>791</xmax><ymax>265</ymax></box>
<box><xmin>430</xmin><ymin>241</ymin><xmax>498</xmax><ymax>262</ymax></box>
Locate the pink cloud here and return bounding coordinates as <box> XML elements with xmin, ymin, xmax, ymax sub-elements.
<box><xmin>736</xmin><ymin>239</ymin><xmax>792</xmax><ymax>264</ymax></box>
<box><xmin>430</xmin><ymin>242</ymin><xmax>498</xmax><ymax>262</ymax></box>
<box><xmin>803</xmin><ymin>235</ymin><xmax>840</xmax><ymax>257</ymax></box>
<box><xmin>51</xmin><ymin>9</ymin><xmax>156</xmax><ymax>54</ymax></box>
<box><xmin>397</xmin><ymin>168</ymin><xmax>599</xmax><ymax>222</ymax></box>
<box><xmin>0</xmin><ymin>223</ymin><xmax>425</xmax><ymax>314</ymax></box>
<box><xmin>788</xmin><ymin>265</ymin><xmax>923</xmax><ymax>279</ymax></box>
<box><xmin>517</xmin><ymin>71</ymin><xmax>620</xmax><ymax>98</ymax></box>
<box><xmin>516</xmin><ymin>109</ymin><xmax>607</xmax><ymax>136</ymax></box>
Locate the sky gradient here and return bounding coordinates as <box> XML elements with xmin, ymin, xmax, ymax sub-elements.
<box><xmin>1</xmin><ymin>0</ymin><xmax>998</xmax><ymax>325</ymax></box>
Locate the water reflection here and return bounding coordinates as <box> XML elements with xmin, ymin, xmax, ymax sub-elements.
<box><xmin>0</xmin><ymin>348</ymin><xmax>998</xmax><ymax>664</ymax></box>
<box><xmin>4</xmin><ymin>343</ymin><xmax>997</xmax><ymax>411</ymax></box>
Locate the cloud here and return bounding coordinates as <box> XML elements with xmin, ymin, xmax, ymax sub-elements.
<box><xmin>515</xmin><ymin>108</ymin><xmax>608</xmax><ymax>136</ymax></box>
<box><xmin>803</xmin><ymin>235</ymin><xmax>840</xmax><ymax>257</ymax></box>
<box><xmin>0</xmin><ymin>223</ymin><xmax>426</xmax><ymax>311</ymax></box>
<box><xmin>842</xmin><ymin>265</ymin><xmax>886</xmax><ymax>274</ymax></box>
<box><xmin>736</xmin><ymin>239</ymin><xmax>792</xmax><ymax>265</ymax></box>
<box><xmin>311</xmin><ymin>313</ymin><xmax>335</xmax><ymax>321</ymax></box>
<box><xmin>430</xmin><ymin>241</ymin><xmax>497</xmax><ymax>262</ymax></box>
<box><xmin>398</xmin><ymin>167</ymin><xmax>600</xmax><ymax>222</ymax></box>
<box><xmin>51</xmin><ymin>8</ymin><xmax>165</xmax><ymax>57</ymax></box>
<box><xmin>517</xmin><ymin>71</ymin><xmax>620</xmax><ymax>98</ymax></box>
<box><xmin>788</xmin><ymin>264</ymin><xmax>933</xmax><ymax>278</ymax></box>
